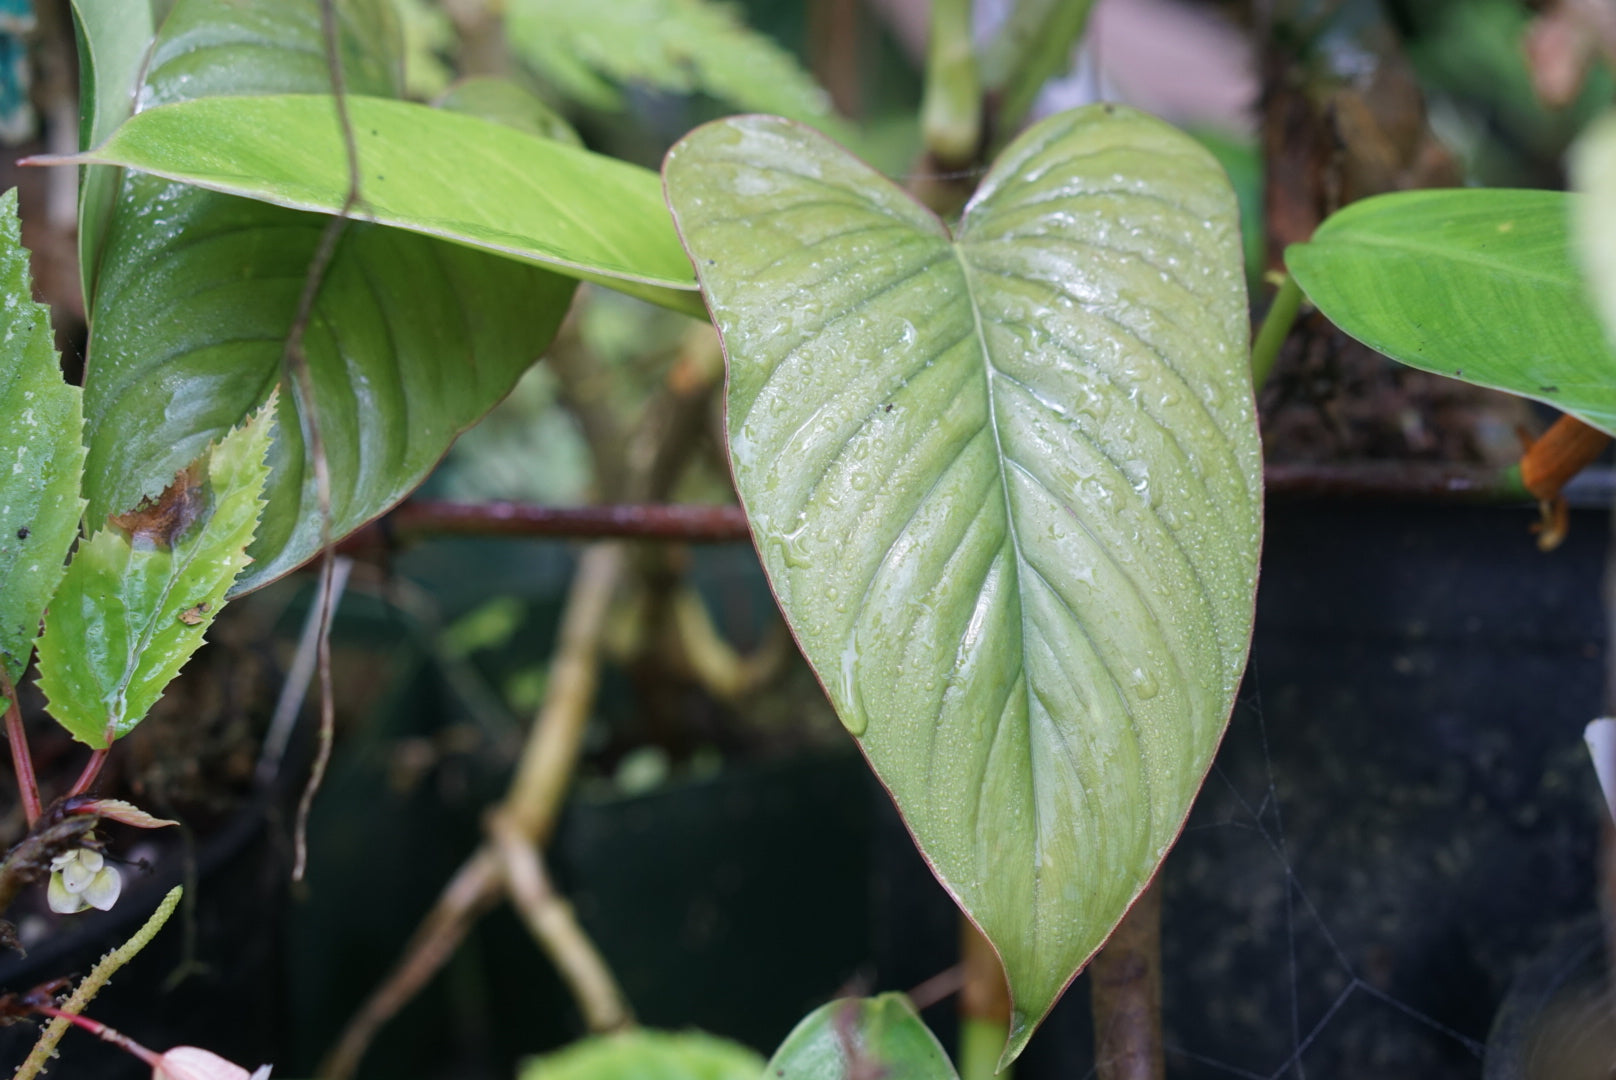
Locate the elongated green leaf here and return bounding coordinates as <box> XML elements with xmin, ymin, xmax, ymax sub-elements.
<box><xmin>1286</xmin><ymin>189</ymin><xmax>1616</xmax><ymax>433</ymax></box>
<box><xmin>665</xmin><ymin>109</ymin><xmax>1260</xmax><ymax>1062</ymax></box>
<box><xmin>79</xmin><ymin>0</ymin><xmax>575</xmax><ymax>592</ymax></box>
<box><xmin>518</xmin><ymin>1030</ymin><xmax>763</xmax><ymax>1080</ymax></box>
<box><xmin>1572</xmin><ymin>113</ymin><xmax>1616</xmax><ymax>351</ymax></box>
<box><xmin>36</xmin><ymin>398</ymin><xmax>274</xmax><ymax>748</ymax></box>
<box><xmin>0</xmin><ymin>190</ymin><xmax>85</xmax><ymax>686</ymax></box>
<box><xmin>70</xmin><ymin>0</ymin><xmax>155</xmax><ymax>307</ymax></box>
<box><xmin>507</xmin><ymin>0</ymin><xmax>837</xmax><ymax>127</ymax></box>
<box><xmin>767</xmin><ymin>995</ymin><xmax>958</xmax><ymax>1080</ymax></box>
<box><xmin>73</xmin><ymin>93</ymin><xmax>699</xmax><ymax>313</ymax></box>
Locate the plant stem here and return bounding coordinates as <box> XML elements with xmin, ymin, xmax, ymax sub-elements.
<box><xmin>66</xmin><ymin>748</ymin><xmax>108</xmax><ymax>798</ymax></box>
<box><xmin>1249</xmin><ymin>273</ymin><xmax>1303</xmax><ymax>390</ymax></box>
<box><xmin>323</xmin><ymin>340</ymin><xmax>727</xmax><ymax>1078</ymax></box>
<box><xmin>499</xmin><ymin>543</ymin><xmax>627</xmax><ymax>836</ymax></box>
<box><xmin>14</xmin><ymin>885</ymin><xmax>182</xmax><ymax>1080</ymax></box>
<box><xmin>1089</xmin><ymin>880</ymin><xmax>1163</xmax><ymax>1080</ymax></box>
<box><xmin>0</xmin><ymin>671</ymin><xmax>41</xmax><ymax>825</ymax></box>
<box><xmin>368</xmin><ymin>502</ymin><xmax>751</xmax><ymax>544</ymax></box>
<box><xmin>958</xmin><ymin>920</ymin><xmax>1011</xmax><ymax>1080</ymax></box>
<box><xmin>25</xmin><ymin>1005</ymin><xmax>161</xmax><ymax>1067</ymax></box>
<box><xmin>921</xmin><ymin>0</ymin><xmax>981</xmax><ymax>169</ymax></box>
<box><xmin>489</xmin><ymin>814</ymin><xmax>633</xmax><ymax>1032</ymax></box>
<box><xmin>318</xmin><ymin>849</ymin><xmax>503</xmax><ymax>1080</ymax></box>
<box><xmin>285</xmin><ymin>0</ymin><xmax>362</xmax><ymax>883</ymax></box>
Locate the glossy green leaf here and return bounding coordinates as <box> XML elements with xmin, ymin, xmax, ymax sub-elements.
<box><xmin>35</xmin><ymin>398</ymin><xmax>274</xmax><ymax>748</ymax></box>
<box><xmin>78</xmin><ymin>0</ymin><xmax>576</xmax><ymax>592</ymax></box>
<box><xmin>70</xmin><ymin>0</ymin><xmax>156</xmax><ymax>307</ymax></box>
<box><xmin>507</xmin><ymin>0</ymin><xmax>837</xmax><ymax>127</ymax></box>
<box><xmin>518</xmin><ymin>1030</ymin><xmax>763</xmax><ymax>1080</ymax></box>
<box><xmin>1572</xmin><ymin>113</ymin><xmax>1616</xmax><ymax>352</ymax></box>
<box><xmin>1286</xmin><ymin>189</ymin><xmax>1616</xmax><ymax>434</ymax></box>
<box><xmin>665</xmin><ymin>109</ymin><xmax>1260</xmax><ymax>1061</ymax></box>
<box><xmin>0</xmin><ymin>189</ymin><xmax>86</xmax><ymax>686</ymax></box>
<box><xmin>767</xmin><ymin>995</ymin><xmax>958</xmax><ymax>1080</ymax></box>
<box><xmin>75</xmin><ymin>93</ymin><xmax>701</xmax><ymax>313</ymax></box>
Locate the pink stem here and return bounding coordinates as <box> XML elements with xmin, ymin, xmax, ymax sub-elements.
<box><xmin>0</xmin><ymin>670</ymin><xmax>41</xmax><ymax>825</ymax></box>
<box><xmin>31</xmin><ymin>1004</ymin><xmax>161</xmax><ymax>1066</ymax></box>
<box><xmin>67</xmin><ymin>748</ymin><xmax>109</xmax><ymax>798</ymax></box>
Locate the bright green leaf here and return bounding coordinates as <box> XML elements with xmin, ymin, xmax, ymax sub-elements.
<box><xmin>665</xmin><ymin>109</ymin><xmax>1260</xmax><ymax>1062</ymax></box>
<box><xmin>518</xmin><ymin>1029</ymin><xmax>763</xmax><ymax>1080</ymax></box>
<box><xmin>74</xmin><ymin>93</ymin><xmax>699</xmax><ymax>312</ymax></box>
<box><xmin>1286</xmin><ymin>189</ymin><xmax>1616</xmax><ymax>434</ymax></box>
<box><xmin>1572</xmin><ymin>113</ymin><xmax>1616</xmax><ymax>353</ymax></box>
<box><xmin>70</xmin><ymin>0</ymin><xmax>156</xmax><ymax>308</ymax></box>
<box><xmin>36</xmin><ymin>396</ymin><xmax>275</xmax><ymax>748</ymax></box>
<box><xmin>506</xmin><ymin>0</ymin><xmax>841</xmax><ymax>131</ymax></box>
<box><xmin>77</xmin><ymin>0</ymin><xmax>576</xmax><ymax>592</ymax></box>
<box><xmin>767</xmin><ymin>995</ymin><xmax>958</xmax><ymax>1080</ymax></box>
<box><xmin>0</xmin><ymin>189</ymin><xmax>86</xmax><ymax>686</ymax></box>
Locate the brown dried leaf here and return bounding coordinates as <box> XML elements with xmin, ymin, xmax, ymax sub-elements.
<box><xmin>77</xmin><ymin>799</ymin><xmax>180</xmax><ymax>829</ymax></box>
<box><xmin>109</xmin><ymin>463</ymin><xmax>207</xmax><ymax>550</ymax></box>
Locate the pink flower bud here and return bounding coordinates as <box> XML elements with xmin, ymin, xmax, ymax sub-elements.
<box><xmin>151</xmin><ymin>1046</ymin><xmax>271</xmax><ymax>1080</ymax></box>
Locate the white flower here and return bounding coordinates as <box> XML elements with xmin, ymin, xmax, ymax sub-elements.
<box><xmin>151</xmin><ymin>1046</ymin><xmax>272</xmax><ymax>1080</ymax></box>
<box><xmin>46</xmin><ymin>848</ymin><xmax>121</xmax><ymax>914</ymax></box>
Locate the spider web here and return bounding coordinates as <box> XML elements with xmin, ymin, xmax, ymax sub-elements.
<box><xmin>1154</xmin><ymin>675</ymin><xmax>1490</xmax><ymax>1080</ymax></box>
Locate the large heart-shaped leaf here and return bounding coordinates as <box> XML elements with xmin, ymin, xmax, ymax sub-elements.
<box><xmin>664</xmin><ymin>109</ymin><xmax>1260</xmax><ymax>1061</ymax></box>
<box><xmin>78</xmin><ymin>0</ymin><xmax>574</xmax><ymax>592</ymax></box>
<box><xmin>767</xmin><ymin>996</ymin><xmax>957</xmax><ymax>1080</ymax></box>
<box><xmin>72</xmin><ymin>93</ymin><xmax>702</xmax><ymax>314</ymax></box>
<box><xmin>36</xmin><ymin>398</ymin><xmax>274</xmax><ymax>748</ymax></box>
<box><xmin>0</xmin><ymin>189</ymin><xmax>85</xmax><ymax>686</ymax></box>
<box><xmin>1286</xmin><ymin>189</ymin><xmax>1616</xmax><ymax>434</ymax></box>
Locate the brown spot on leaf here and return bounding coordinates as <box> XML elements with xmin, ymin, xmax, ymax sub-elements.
<box><xmin>177</xmin><ymin>602</ymin><xmax>210</xmax><ymax>626</ymax></box>
<box><xmin>110</xmin><ymin>463</ymin><xmax>207</xmax><ymax>549</ymax></box>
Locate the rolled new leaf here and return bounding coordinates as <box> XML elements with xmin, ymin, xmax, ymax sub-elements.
<box><xmin>665</xmin><ymin>107</ymin><xmax>1260</xmax><ymax>1061</ymax></box>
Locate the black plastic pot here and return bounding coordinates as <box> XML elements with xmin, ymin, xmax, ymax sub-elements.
<box><xmin>1485</xmin><ymin>913</ymin><xmax>1615</xmax><ymax>1079</ymax></box>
